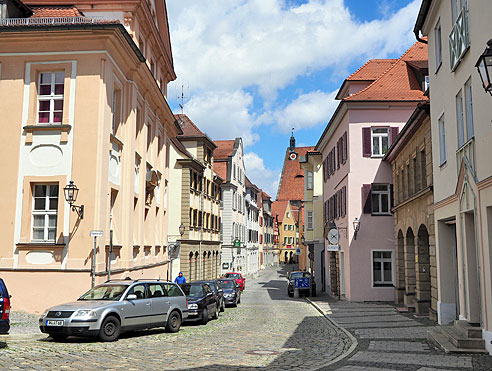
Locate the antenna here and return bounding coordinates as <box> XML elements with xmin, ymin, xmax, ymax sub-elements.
<box><xmin>177</xmin><ymin>84</ymin><xmax>189</xmax><ymax>114</ymax></box>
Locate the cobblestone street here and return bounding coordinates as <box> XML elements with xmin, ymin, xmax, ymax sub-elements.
<box><xmin>0</xmin><ymin>266</ymin><xmax>352</xmax><ymax>370</ymax></box>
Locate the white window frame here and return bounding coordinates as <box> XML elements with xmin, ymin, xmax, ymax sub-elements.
<box><xmin>371</xmin><ymin>184</ymin><xmax>391</xmax><ymax>215</ymax></box>
<box><xmin>307</xmin><ymin>171</ymin><xmax>313</xmax><ymax>190</ymax></box>
<box><xmin>31</xmin><ymin>184</ymin><xmax>58</xmax><ymax>242</ymax></box>
<box><xmin>371</xmin><ymin>250</ymin><xmax>394</xmax><ymax>287</ymax></box>
<box><xmin>37</xmin><ymin>72</ymin><xmax>64</xmax><ymax>124</ymax></box>
<box><xmin>456</xmin><ymin>89</ymin><xmax>465</xmax><ymax>148</ymax></box>
<box><xmin>434</xmin><ymin>20</ymin><xmax>442</xmax><ymax>71</ymax></box>
<box><xmin>307</xmin><ymin>211</ymin><xmax>313</xmax><ymax>230</ymax></box>
<box><xmin>371</xmin><ymin>127</ymin><xmax>389</xmax><ymax>157</ymax></box>
<box><xmin>464</xmin><ymin>78</ymin><xmax>474</xmax><ymax>141</ymax></box>
<box><xmin>438</xmin><ymin>113</ymin><xmax>447</xmax><ymax>165</ymax></box>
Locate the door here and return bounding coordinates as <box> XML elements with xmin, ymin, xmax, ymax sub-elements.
<box><xmin>149</xmin><ymin>283</ymin><xmax>170</xmax><ymax>327</ymax></box>
<box><xmin>204</xmin><ymin>284</ymin><xmax>216</xmax><ymax>315</ymax></box>
<box><xmin>321</xmin><ymin>249</ymin><xmax>325</xmax><ymax>292</ymax></box>
<box><xmin>123</xmin><ymin>284</ymin><xmax>151</xmax><ymax>329</ymax></box>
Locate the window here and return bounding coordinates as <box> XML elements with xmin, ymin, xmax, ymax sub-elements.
<box><xmin>456</xmin><ymin>90</ymin><xmax>465</xmax><ymax>148</ymax></box>
<box><xmin>284</xmin><ymin>224</ymin><xmax>288</xmax><ymax>231</ymax></box>
<box><xmin>32</xmin><ymin>184</ymin><xmax>59</xmax><ymax>242</ymax></box>
<box><xmin>371</xmin><ymin>128</ymin><xmax>389</xmax><ymax>157</ymax></box>
<box><xmin>449</xmin><ymin>0</ymin><xmax>469</xmax><ymax>71</ymax></box>
<box><xmin>307</xmin><ymin>171</ymin><xmax>313</xmax><ymax>190</ymax></box>
<box><xmin>372</xmin><ymin>251</ymin><xmax>393</xmax><ymax>286</ymax></box>
<box><xmin>283</xmin><ymin>237</ymin><xmax>287</xmax><ymax>245</ymax></box>
<box><xmin>286</xmin><ymin>212</ymin><xmax>290</xmax><ymax>218</ymax></box>
<box><xmin>307</xmin><ymin>211</ymin><xmax>313</xmax><ymax>230</ymax></box>
<box><xmin>371</xmin><ymin>184</ymin><xmax>391</xmax><ymax>215</ymax></box>
<box><xmin>434</xmin><ymin>21</ymin><xmax>442</xmax><ymax>70</ymax></box>
<box><xmin>464</xmin><ymin>78</ymin><xmax>474</xmax><ymax>141</ymax></box>
<box><xmin>420</xmin><ymin>149</ymin><xmax>427</xmax><ymax>189</ymax></box>
<box><xmin>38</xmin><ymin>72</ymin><xmax>64</xmax><ymax>124</ymax></box>
<box><xmin>438</xmin><ymin>114</ymin><xmax>447</xmax><ymax>165</ymax></box>
<box><xmin>112</xmin><ymin>89</ymin><xmax>121</xmax><ymax>136</ymax></box>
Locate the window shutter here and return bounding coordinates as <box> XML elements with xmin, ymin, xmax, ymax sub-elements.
<box><xmin>343</xmin><ymin>131</ymin><xmax>348</xmax><ymax>163</ymax></box>
<box><xmin>362</xmin><ymin>127</ymin><xmax>371</xmax><ymax>157</ymax></box>
<box><xmin>390</xmin><ymin>127</ymin><xmax>399</xmax><ymax>145</ymax></box>
<box><xmin>337</xmin><ymin>140</ymin><xmax>341</xmax><ymax>169</ymax></box>
<box><xmin>362</xmin><ymin>184</ymin><xmax>372</xmax><ymax>214</ymax></box>
<box><xmin>323</xmin><ymin>158</ymin><xmax>327</xmax><ymax>181</ymax></box>
<box><xmin>342</xmin><ymin>186</ymin><xmax>347</xmax><ymax>216</ymax></box>
<box><xmin>390</xmin><ymin>184</ymin><xmax>394</xmax><ymax>210</ymax></box>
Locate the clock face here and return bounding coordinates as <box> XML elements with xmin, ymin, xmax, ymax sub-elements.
<box><xmin>289</xmin><ymin>152</ymin><xmax>298</xmax><ymax>161</ymax></box>
<box><xmin>328</xmin><ymin>228</ymin><xmax>339</xmax><ymax>244</ymax></box>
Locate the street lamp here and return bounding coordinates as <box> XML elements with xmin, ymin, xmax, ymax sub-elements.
<box><xmin>353</xmin><ymin>217</ymin><xmax>360</xmax><ymax>240</ymax></box>
<box><xmin>179</xmin><ymin>223</ymin><xmax>185</xmax><ymax>237</ymax></box>
<box><xmin>63</xmin><ymin>180</ymin><xmax>84</xmax><ymax>219</ymax></box>
<box><xmin>476</xmin><ymin>39</ymin><xmax>492</xmax><ymax>95</ymax></box>
<box><xmin>300</xmin><ymin>235</ymin><xmax>306</xmax><ymax>245</ymax></box>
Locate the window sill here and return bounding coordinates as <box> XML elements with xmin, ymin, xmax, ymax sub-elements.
<box><xmin>24</xmin><ymin>124</ymin><xmax>72</xmax><ymax>144</ymax></box>
<box><xmin>373</xmin><ymin>283</ymin><xmax>394</xmax><ymax>288</ymax></box>
<box><xmin>17</xmin><ymin>242</ymin><xmax>65</xmax><ymax>249</ymax></box>
<box><xmin>439</xmin><ymin>160</ymin><xmax>447</xmax><ymax>169</ymax></box>
<box><xmin>110</xmin><ymin>134</ymin><xmax>124</xmax><ymax>151</ymax></box>
<box><xmin>435</xmin><ymin>61</ymin><xmax>442</xmax><ymax>74</ymax></box>
<box><xmin>371</xmin><ymin>213</ymin><xmax>392</xmax><ymax>216</ymax></box>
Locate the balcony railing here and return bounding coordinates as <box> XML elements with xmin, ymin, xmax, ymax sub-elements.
<box><xmin>449</xmin><ymin>6</ymin><xmax>470</xmax><ymax>71</ymax></box>
<box><xmin>0</xmin><ymin>17</ymin><xmax>113</xmax><ymax>27</ymax></box>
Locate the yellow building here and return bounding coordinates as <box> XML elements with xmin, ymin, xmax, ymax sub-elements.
<box><xmin>0</xmin><ymin>0</ymin><xmax>179</xmax><ymax>312</ymax></box>
<box><xmin>273</xmin><ymin>201</ymin><xmax>298</xmax><ymax>264</ymax></box>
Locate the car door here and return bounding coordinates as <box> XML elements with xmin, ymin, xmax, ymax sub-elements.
<box><xmin>163</xmin><ymin>283</ymin><xmax>186</xmax><ymax>315</ymax></box>
<box><xmin>204</xmin><ymin>284</ymin><xmax>215</xmax><ymax>314</ymax></box>
<box><xmin>148</xmin><ymin>283</ymin><xmax>170</xmax><ymax>327</ymax></box>
<box><xmin>123</xmin><ymin>283</ymin><xmax>151</xmax><ymax>329</ymax></box>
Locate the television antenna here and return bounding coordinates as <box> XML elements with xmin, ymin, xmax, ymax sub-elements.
<box><xmin>177</xmin><ymin>84</ymin><xmax>189</xmax><ymax>114</ymax></box>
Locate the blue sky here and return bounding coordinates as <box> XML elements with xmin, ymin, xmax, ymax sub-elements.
<box><xmin>166</xmin><ymin>0</ymin><xmax>419</xmax><ymax>197</ymax></box>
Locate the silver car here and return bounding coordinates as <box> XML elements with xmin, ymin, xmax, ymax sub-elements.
<box><xmin>39</xmin><ymin>280</ymin><xmax>188</xmax><ymax>341</ymax></box>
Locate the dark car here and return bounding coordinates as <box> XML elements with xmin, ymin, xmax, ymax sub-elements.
<box><xmin>0</xmin><ymin>278</ymin><xmax>11</xmax><ymax>334</ymax></box>
<box><xmin>194</xmin><ymin>280</ymin><xmax>225</xmax><ymax>313</ymax></box>
<box><xmin>218</xmin><ymin>279</ymin><xmax>241</xmax><ymax>307</ymax></box>
<box><xmin>223</xmin><ymin>272</ymin><xmax>245</xmax><ymax>291</ymax></box>
<box><xmin>287</xmin><ymin>271</ymin><xmax>316</xmax><ymax>297</ymax></box>
<box><xmin>180</xmin><ymin>283</ymin><xmax>219</xmax><ymax>324</ymax></box>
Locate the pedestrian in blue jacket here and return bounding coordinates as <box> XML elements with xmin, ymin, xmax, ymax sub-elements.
<box><xmin>174</xmin><ymin>272</ymin><xmax>186</xmax><ymax>284</ymax></box>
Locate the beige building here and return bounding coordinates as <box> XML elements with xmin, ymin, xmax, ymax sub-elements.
<box><xmin>384</xmin><ymin>102</ymin><xmax>437</xmax><ymax>319</ymax></box>
<box><xmin>272</xmin><ymin>201</ymin><xmax>298</xmax><ymax>264</ymax></box>
<box><xmin>0</xmin><ymin>0</ymin><xmax>179</xmax><ymax>312</ymax></box>
<box><xmin>415</xmin><ymin>0</ymin><xmax>492</xmax><ymax>353</ymax></box>
<box><xmin>169</xmin><ymin>114</ymin><xmax>222</xmax><ymax>282</ymax></box>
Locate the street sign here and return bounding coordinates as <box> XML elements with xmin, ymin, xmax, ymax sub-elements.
<box><xmin>326</xmin><ymin>244</ymin><xmax>340</xmax><ymax>252</ymax></box>
<box><xmin>295</xmin><ymin>247</ymin><xmax>301</xmax><ymax>255</ymax></box>
<box><xmin>233</xmin><ymin>239</ymin><xmax>241</xmax><ymax>247</ymax></box>
<box><xmin>294</xmin><ymin>277</ymin><xmax>310</xmax><ymax>288</ymax></box>
<box><xmin>90</xmin><ymin>230</ymin><xmax>103</xmax><ymax>237</ymax></box>
<box><xmin>222</xmin><ymin>262</ymin><xmax>229</xmax><ymax>269</ymax></box>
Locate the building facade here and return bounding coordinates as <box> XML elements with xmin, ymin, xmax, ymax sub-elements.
<box><xmin>384</xmin><ymin>103</ymin><xmax>437</xmax><ymax>319</ymax></box>
<box><xmin>261</xmin><ymin>192</ymin><xmax>276</xmax><ymax>267</ymax></box>
<box><xmin>0</xmin><ymin>0</ymin><xmax>179</xmax><ymax>312</ymax></box>
<box><xmin>245</xmin><ymin>177</ymin><xmax>260</xmax><ymax>276</ymax></box>
<box><xmin>315</xmin><ymin>42</ymin><xmax>428</xmax><ymax>301</ymax></box>
<box><xmin>415</xmin><ymin>0</ymin><xmax>492</xmax><ymax>353</ymax></box>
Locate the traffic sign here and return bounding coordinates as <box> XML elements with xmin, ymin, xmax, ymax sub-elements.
<box><xmin>90</xmin><ymin>230</ymin><xmax>103</xmax><ymax>237</ymax></box>
<box><xmin>294</xmin><ymin>277</ymin><xmax>310</xmax><ymax>288</ymax></box>
<box><xmin>326</xmin><ymin>244</ymin><xmax>340</xmax><ymax>252</ymax></box>
<box><xmin>295</xmin><ymin>247</ymin><xmax>301</xmax><ymax>255</ymax></box>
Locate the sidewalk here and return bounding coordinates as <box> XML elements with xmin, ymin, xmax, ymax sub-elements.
<box><xmin>308</xmin><ymin>294</ymin><xmax>492</xmax><ymax>371</ymax></box>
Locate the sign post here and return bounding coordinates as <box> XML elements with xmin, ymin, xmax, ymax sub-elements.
<box><xmin>108</xmin><ymin>230</ymin><xmax>113</xmax><ymax>281</ymax></box>
<box><xmin>90</xmin><ymin>230</ymin><xmax>103</xmax><ymax>288</ymax></box>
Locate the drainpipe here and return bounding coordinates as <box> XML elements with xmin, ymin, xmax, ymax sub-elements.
<box><xmin>413</xmin><ymin>0</ymin><xmax>430</xmax><ymax>44</ymax></box>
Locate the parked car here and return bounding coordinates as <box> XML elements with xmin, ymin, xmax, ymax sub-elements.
<box><xmin>287</xmin><ymin>271</ymin><xmax>316</xmax><ymax>297</ymax></box>
<box><xmin>180</xmin><ymin>282</ymin><xmax>218</xmax><ymax>324</ymax></box>
<box><xmin>0</xmin><ymin>278</ymin><xmax>11</xmax><ymax>335</ymax></box>
<box><xmin>194</xmin><ymin>280</ymin><xmax>225</xmax><ymax>312</ymax></box>
<box><xmin>223</xmin><ymin>272</ymin><xmax>245</xmax><ymax>291</ymax></box>
<box><xmin>218</xmin><ymin>279</ymin><xmax>241</xmax><ymax>307</ymax></box>
<box><xmin>39</xmin><ymin>280</ymin><xmax>188</xmax><ymax>342</ymax></box>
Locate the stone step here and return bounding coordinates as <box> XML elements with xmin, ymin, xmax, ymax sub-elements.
<box><xmin>441</xmin><ymin>325</ymin><xmax>486</xmax><ymax>349</ymax></box>
<box><xmin>454</xmin><ymin>320</ymin><xmax>483</xmax><ymax>339</ymax></box>
<box><xmin>428</xmin><ymin>329</ymin><xmax>488</xmax><ymax>354</ymax></box>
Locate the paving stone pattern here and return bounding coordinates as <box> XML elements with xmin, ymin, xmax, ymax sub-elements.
<box><xmin>0</xmin><ymin>266</ymin><xmax>352</xmax><ymax>370</ymax></box>
<box><xmin>311</xmin><ymin>296</ymin><xmax>492</xmax><ymax>371</ymax></box>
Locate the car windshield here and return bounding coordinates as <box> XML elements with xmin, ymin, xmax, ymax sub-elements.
<box><xmin>225</xmin><ymin>273</ymin><xmax>241</xmax><ymax>279</ymax></box>
<box><xmin>220</xmin><ymin>280</ymin><xmax>234</xmax><ymax>289</ymax></box>
<box><xmin>205</xmin><ymin>282</ymin><xmax>217</xmax><ymax>292</ymax></box>
<box><xmin>78</xmin><ymin>284</ymin><xmax>128</xmax><ymax>301</ymax></box>
<box><xmin>290</xmin><ymin>272</ymin><xmax>311</xmax><ymax>279</ymax></box>
<box><xmin>181</xmin><ymin>284</ymin><xmax>204</xmax><ymax>297</ymax></box>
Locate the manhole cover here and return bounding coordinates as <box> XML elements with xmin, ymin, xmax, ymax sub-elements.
<box><xmin>245</xmin><ymin>350</ymin><xmax>280</xmax><ymax>356</ymax></box>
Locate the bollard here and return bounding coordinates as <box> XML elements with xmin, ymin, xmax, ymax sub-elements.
<box><xmin>294</xmin><ymin>287</ymin><xmax>299</xmax><ymax>298</ymax></box>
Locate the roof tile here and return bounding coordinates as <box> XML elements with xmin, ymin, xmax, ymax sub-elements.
<box><xmin>214</xmin><ymin>140</ymin><xmax>235</xmax><ymax>160</ymax></box>
<box><xmin>30</xmin><ymin>6</ymin><xmax>83</xmax><ymax>18</ymax></box>
<box><xmin>276</xmin><ymin>146</ymin><xmax>314</xmax><ymax>201</ymax></box>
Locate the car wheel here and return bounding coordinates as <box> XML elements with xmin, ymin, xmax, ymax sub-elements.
<box><xmin>99</xmin><ymin>316</ymin><xmax>121</xmax><ymax>342</ymax></box>
<box><xmin>212</xmin><ymin>305</ymin><xmax>219</xmax><ymax>320</ymax></box>
<box><xmin>201</xmin><ymin>308</ymin><xmax>209</xmax><ymax>325</ymax></box>
<box><xmin>165</xmin><ymin>310</ymin><xmax>182</xmax><ymax>333</ymax></box>
<box><xmin>49</xmin><ymin>333</ymin><xmax>68</xmax><ymax>341</ymax></box>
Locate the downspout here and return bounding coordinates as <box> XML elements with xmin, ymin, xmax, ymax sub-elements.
<box><xmin>413</xmin><ymin>0</ymin><xmax>431</xmax><ymax>44</ymax></box>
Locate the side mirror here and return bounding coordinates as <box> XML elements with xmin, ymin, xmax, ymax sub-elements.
<box><xmin>206</xmin><ymin>292</ymin><xmax>212</xmax><ymax>297</ymax></box>
<box><xmin>126</xmin><ymin>294</ymin><xmax>137</xmax><ymax>300</ymax></box>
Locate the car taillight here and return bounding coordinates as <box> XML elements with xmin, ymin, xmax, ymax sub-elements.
<box><xmin>2</xmin><ymin>297</ymin><xmax>10</xmax><ymax>320</ymax></box>
<box><xmin>186</xmin><ymin>298</ymin><xmax>188</xmax><ymax>308</ymax></box>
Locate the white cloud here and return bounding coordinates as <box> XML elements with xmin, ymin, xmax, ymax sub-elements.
<box><xmin>243</xmin><ymin>152</ymin><xmax>280</xmax><ymax>198</ymax></box>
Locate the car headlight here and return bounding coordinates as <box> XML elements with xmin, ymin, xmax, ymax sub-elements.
<box><xmin>74</xmin><ymin>309</ymin><xmax>97</xmax><ymax>318</ymax></box>
<box><xmin>188</xmin><ymin>303</ymin><xmax>198</xmax><ymax>310</ymax></box>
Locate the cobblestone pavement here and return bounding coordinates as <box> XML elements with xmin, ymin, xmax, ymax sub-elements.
<box><xmin>309</xmin><ymin>296</ymin><xmax>492</xmax><ymax>371</ymax></box>
<box><xmin>0</xmin><ymin>265</ymin><xmax>353</xmax><ymax>370</ymax></box>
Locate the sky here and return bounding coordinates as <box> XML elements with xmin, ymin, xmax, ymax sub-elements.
<box><xmin>166</xmin><ymin>0</ymin><xmax>420</xmax><ymax>198</ymax></box>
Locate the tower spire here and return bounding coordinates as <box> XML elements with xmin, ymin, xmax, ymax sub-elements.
<box><xmin>289</xmin><ymin>128</ymin><xmax>295</xmax><ymax>151</ymax></box>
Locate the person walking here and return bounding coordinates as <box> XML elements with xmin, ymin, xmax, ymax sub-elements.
<box><xmin>174</xmin><ymin>272</ymin><xmax>186</xmax><ymax>284</ymax></box>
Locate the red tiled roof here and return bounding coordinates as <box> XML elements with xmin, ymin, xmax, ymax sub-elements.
<box><xmin>272</xmin><ymin>200</ymin><xmax>289</xmax><ymax>223</ymax></box>
<box><xmin>262</xmin><ymin>191</ymin><xmax>271</xmax><ymax>200</ymax></box>
<box><xmin>30</xmin><ymin>6</ymin><xmax>83</xmax><ymax>18</ymax></box>
<box><xmin>214</xmin><ymin>161</ymin><xmax>227</xmax><ymax>181</ymax></box>
<box><xmin>276</xmin><ymin>146</ymin><xmax>314</xmax><ymax>201</ymax></box>
<box><xmin>175</xmin><ymin>114</ymin><xmax>205</xmax><ymax>137</ymax></box>
<box><xmin>344</xmin><ymin>41</ymin><xmax>428</xmax><ymax>102</ymax></box>
<box><xmin>346</xmin><ymin>59</ymin><xmax>397</xmax><ymax>81</ymax></box>
<box><xmin>214</xmin><ymin>140</ymin><xmax>235</xmax><ymax>160</ymax></box>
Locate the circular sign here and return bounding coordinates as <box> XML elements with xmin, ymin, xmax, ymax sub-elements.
<box><xmin>327</xmin><ymin>228</ymin><xmax>340</xmax><ymax>244</ymax></box>
<box><xmin>289</xmin><ymin>152</ymin><xmax>297</xmax><ymax>161</ymax></box>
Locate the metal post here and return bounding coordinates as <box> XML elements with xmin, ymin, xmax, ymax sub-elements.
<box><xmin>92</xmin><ymin>236</ymin><xmax>97</xmax><ymax>288</ymax></box>
<box><xmin>108</xmin><ymin>229</ymin><xmax>113</xmax><ymax>281</ymax></box>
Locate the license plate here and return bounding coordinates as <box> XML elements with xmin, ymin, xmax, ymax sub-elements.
<box><xmin>189</xmin><ymin>311</ymin><xmax>198</xmax><ymax>316</ymax></box>
<box><xmin>46</xmin><ymin>320</ymin><xmax>64</xmax><ymax>326</ymax></box>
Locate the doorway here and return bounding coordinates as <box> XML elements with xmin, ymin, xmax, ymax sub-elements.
<box><xmin>321</xmin><ymin>249</ymin><xmax>326</xmax><ymax>292</ymax></box>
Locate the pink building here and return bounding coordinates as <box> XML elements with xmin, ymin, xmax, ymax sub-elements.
<box><xmin>315</xmin><ymin>42</ymin><xmax>428</xmax><ymax>301</ymax></box>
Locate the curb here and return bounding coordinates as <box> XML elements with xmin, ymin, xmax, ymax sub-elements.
<box><xmin>305</xmin><ymin>297</ymin><xmax>358</xmax><ymax>371</ymax></box>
